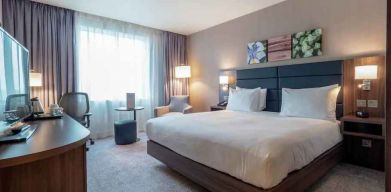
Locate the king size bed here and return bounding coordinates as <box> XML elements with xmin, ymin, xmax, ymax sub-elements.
<box><xmin>147</xmin><ymin>61</ymin><xmax>345</xmax><ymax>192</ymax></box>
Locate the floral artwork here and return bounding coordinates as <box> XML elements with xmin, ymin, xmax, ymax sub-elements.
<box><xmin>292</xmin><ymin>28</ymin><xmax>322</xmax><ymax>58</ymax></box>
<box><xmin>247</xmin><ymin>40</ymin><xmax>267</xmax><ymax>64</ymax></box>
<box><xmin>268</xmin><ymin>35</ymin><xmax>291</xmax><ymax>62</ymax></box>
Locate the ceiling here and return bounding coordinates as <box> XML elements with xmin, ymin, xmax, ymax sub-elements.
<box><xmin>32</xmin><ymin>0</ymin><xmax>286</xmax><ymax>35</ymax></box>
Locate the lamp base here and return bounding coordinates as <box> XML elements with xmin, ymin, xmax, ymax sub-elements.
<box><xmin>355</xmin><ymin>111</ymin><xmax>369</xmax><ymax>118</ymax></box>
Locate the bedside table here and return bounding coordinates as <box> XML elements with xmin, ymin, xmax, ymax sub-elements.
<box><xmin>341</xmin><ymin>115</ymin><xmax>385</xmax><ymax>171</ymax></box>
<box><xmin>210</xmin><ymin>105</ymin><xmax>226</xmax><ymax>111</ymax></box>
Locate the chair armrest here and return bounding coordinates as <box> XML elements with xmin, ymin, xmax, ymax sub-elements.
<box><xmin>84</xmin><ymin>113</ymin><xmax>92</xmax><ymax>117</ymax></box>
<box><xmin>83</xmin><ymin>113</ymin><xmax>92</xmax><ymax>128</ymax></box>
<box><xmin>183</xmin><ymin>105</ymin><xmax>192</xmax><ymax>114</ymax></box>
<box><xmin>154</xmin><ymin>106</ymin><xmax>170</xmax><ymax>117</ymax></box>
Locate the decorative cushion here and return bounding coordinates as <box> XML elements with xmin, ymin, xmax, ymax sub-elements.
<box><xmin>169</xmin><ymin>95</ymin><xmax>190</xmax><ymax>113</ymax></box>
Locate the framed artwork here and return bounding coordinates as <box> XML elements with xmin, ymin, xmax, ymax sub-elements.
<box><xmin>247</xmin><ymin>40</ymin><xmax>267</xmax><ymax>64</ymax></box>
<box><xmin>292</xmin><ymin>28</ymin><xmax>322</xmax><ymax>59</ymax></box>
<box><xmin>268</xmin><ymin>35</ymin><xmax>292</xmax><ymax>62</ymax></box>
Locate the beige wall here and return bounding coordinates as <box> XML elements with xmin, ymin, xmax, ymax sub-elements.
<box><xmin>187</xmin><ymin>0</ymin><xmax>387</xmax><ymax>112</ymax></box>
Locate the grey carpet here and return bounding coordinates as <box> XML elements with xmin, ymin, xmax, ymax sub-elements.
<box><xmin>87</xmin><ymin>133</ymin><xmax>385</xmax><ymax>192</ymax></box>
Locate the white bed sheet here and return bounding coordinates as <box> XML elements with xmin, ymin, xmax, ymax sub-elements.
<box><xmin>146</xmin><ymin>111</ymin><xmax>342</xmax><ymax>189</ymax></box>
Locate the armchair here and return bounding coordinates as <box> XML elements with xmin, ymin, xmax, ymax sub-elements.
<box><xmin>154</xmin><ymin>95</ymin><xmax>192</xmax><ymax>117</ymax></box>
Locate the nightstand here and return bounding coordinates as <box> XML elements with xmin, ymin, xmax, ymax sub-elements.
<box><xmin>210</xmin><ymin>105</ymin><xmax>226</xmax><ymax>111</ymax></box>
<box><xmin>341</xmin><ymin>115</ymin><xmax>385</xmax><ymax>171</ymax></box>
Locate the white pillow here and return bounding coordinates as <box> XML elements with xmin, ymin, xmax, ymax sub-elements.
<box><xmin>280</xmin><ymin>84</ymin><xmax>341</xmax><ymax>121</ymax></box>
<box><xmin>226</xmin><ymin>88</ymin><xmax>260</xmax><ymax>112</ymax></box>
<box><xmin>236</xmin><ymin>87</ymin><xmax>267</xmax><ymax>111</ymax></box>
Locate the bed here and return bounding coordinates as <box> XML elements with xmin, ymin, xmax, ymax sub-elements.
<box><xmin>147</xmin><ymin>60</ymin><xmax>345</xmax><ymax>192</ymax></box>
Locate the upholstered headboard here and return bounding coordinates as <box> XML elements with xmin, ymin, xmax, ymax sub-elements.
<box><xmin>236</xmin><ymin>60</ymin><xmax>344</xmax><ymax>119</ymax></box>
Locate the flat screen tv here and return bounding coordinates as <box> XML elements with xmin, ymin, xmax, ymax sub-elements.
<box><xmin>0</xmin><ymin>27</ymin><xmax>30</xmax><ymax>131</ymax></box>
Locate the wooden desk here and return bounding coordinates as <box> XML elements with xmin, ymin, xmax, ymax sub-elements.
<box><xmin>0</xmin><ymin>114</ymin><xmax>90</xmax><ymax>192</ymax></box>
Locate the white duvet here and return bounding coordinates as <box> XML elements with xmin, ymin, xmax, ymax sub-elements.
<box><xmin>146</xmin><ymin>111</ymin><xmax>342</xmax><ymax>189</ymax></box>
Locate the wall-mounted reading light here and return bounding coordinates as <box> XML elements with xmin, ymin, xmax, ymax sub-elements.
<box><xmin>354</xmin><ymin>65</ymin><xmax>378</xmax><ymax>91</ymax></box>
<box><xmin>219</xmin><ymin>75</ymin><xmax>229</xmax><ymax>91</ymax></box>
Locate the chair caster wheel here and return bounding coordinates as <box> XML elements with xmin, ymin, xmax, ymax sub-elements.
<box><xmin>90</xmin><ymin>140</ymin><xmax>95</xmax><ymax>145</ymax></box>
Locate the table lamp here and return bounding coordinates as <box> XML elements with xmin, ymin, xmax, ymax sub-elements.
<box><xmin>29</xmin><ymin>72</ymin><xmax>44</xmax><ymax>115</ymax></box>
<box><xmin>354</xmin><ymin>65</ymin><xmax>378</xmax><ymax>118</ymax></box>
<box><xmin>175</xmin><ymin>66</ymin><xmax>191</xmax><ymax>78</ymax></box>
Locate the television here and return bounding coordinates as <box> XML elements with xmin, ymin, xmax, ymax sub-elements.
<box><xmin>0</xmin><ymin>27</ymin><xmax>31</xmax><ymax>131</ymax></box>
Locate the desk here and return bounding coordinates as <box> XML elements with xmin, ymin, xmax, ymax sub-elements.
<box><xmin>0</xmin><ymin>114</ymin><xmax>90</xmax><ymax>192</ymax></box>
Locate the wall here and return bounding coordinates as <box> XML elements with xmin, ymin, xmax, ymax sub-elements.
<box><xmin>343</xmin><ymin>56</ymin><xmax>386</xmax><ymax>117</ymax></box>
<box><xmin>0</xmin><ymin>0</ymin><xmax>2</xmax><ymax>26</ymax></box>
<box><xmin>187</xmin><ymin>0</ymin><xmax>387</xmax><ymax>112</ymax></box>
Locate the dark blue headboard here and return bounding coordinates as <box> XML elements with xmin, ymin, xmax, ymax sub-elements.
<box><xmin>236</xmin><ymin>60</ymin><xmax>344</xmax><ymax>119</ymax></box>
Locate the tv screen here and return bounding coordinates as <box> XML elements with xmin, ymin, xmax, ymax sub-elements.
<box><xmin>0</xmin><ymin>27</ymin><xmax>30</xmax><ymax>130</ymax></box>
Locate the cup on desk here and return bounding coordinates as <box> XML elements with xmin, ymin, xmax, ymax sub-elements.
<box><xmin>49</xmin><ymin>104</ymin><xmax>63</xmax><ymax>116</ymax></box>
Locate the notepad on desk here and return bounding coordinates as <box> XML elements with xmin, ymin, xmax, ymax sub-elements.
<box><xmin>0</xmin><ymin>125</ymin><xmax>37</xmax><ymax>144</ymax></box>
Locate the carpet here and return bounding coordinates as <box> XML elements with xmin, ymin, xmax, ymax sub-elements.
<box><xmin>87</xmin><ymin>133</ymin><xmax>384</xmax><ymax>192</ymax></box>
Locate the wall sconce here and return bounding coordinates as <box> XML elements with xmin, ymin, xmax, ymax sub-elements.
<box><xmin>219</xmin><ymin>75</ymin><xmax>229</xmax><ymax>91</ymax></box>
<box><xmin>175</xmin><ymin>66</ymin><xmax>191</xmax><ymax>79</ymax></box>
<box><xmin>355</xmin><ymin>65</ymin><xmax>378</xmax><ymax>91</ymax></box>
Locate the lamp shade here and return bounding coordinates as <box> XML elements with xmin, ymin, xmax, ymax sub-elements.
<box><xmin>175</xmin><ymin>66</ymin><xmax>191</xmax><ymax>78</ymax></box>
<box><xmin>29</xmin><ymin>72</ymin><xmax>43</xmax><ymax>87</ymax></box>
<box><xmin>219</xmin><ymin>75</ymin><xmax>229</xmax><ymax>84</ymax></box>
<box><xmin>354</xmin><ymin>65</ymin><xmax>378</xmax><ymax>80</ymax></box>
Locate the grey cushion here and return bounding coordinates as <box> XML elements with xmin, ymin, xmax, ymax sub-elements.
<box><xmin>168</xmin><ymin>95</ymin><xmax>190</xmax><ymax>113</ymax></box>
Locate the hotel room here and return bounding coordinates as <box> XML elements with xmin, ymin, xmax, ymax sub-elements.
<box><xmin>0</xmin><ymin>0</ymin><xmax>390</xmax><ymax>192</ymax></box>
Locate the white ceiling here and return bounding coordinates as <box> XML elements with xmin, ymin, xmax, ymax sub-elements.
<box><xmin>32</xmin><ymin>0</ymin><xmax>286</xmax><ymax>35</ymax></box>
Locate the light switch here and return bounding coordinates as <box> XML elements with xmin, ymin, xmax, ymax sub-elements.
<box><xmin>356</xmin><ymin>100</ymin><xmax>367</xmax><ymax>107</ymax></box>
<box><xmin>367</xmin><ymin>100</ymin><xmax>378</xmax><ymax>108</ymax></box>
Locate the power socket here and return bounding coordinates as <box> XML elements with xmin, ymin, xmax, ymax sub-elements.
<box><xmin>367</xmin><ymin>100</ymin><xmax>378</xmax><ymax>108</ymax></box>
<box><xmin>356</xmin><ymin>100</ymin><xmax>367</xmax><ymax>107</ymax></box>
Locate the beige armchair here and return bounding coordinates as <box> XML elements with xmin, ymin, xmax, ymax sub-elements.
<box><xmin>154</xmin><ymin>95</ymin><xmax>192</xmax><ymax>117</ymax></box>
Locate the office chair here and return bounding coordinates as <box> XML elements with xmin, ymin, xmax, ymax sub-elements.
<box><xmin>59</xmin><ymin>92</ymin><xmax>94</xmax><ymax>145</ymax></box>
<box><xmin>4</xmin><ymin>94</ymin><xmax>30</xmax><ymax>120</ymax></box>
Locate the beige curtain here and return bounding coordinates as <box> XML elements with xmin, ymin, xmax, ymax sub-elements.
<box><xmin>2</xmin><ymin>0</ymin><xmax>76</xmax><ymax>108</ymax></box>
<box><xmin>164</xmin><ymin>32</ymin><xmax>189</xmax><ymax>104</ymax></box>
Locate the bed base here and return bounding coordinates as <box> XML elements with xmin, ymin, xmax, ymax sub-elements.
<box><xmin>147</xmin><ymin>140</ymin><xmax>344</xmax><ymax>192</ymax></box>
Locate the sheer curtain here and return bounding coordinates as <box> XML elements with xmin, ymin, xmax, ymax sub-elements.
<box><xmin>75</xmin><ymin>13</ymin><xmax>165</xmax><ymax>139</ymax></box>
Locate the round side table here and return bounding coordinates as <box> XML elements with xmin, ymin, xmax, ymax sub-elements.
<box><xmin>114</xmin><ymin>106</ymin><xmax>144</xmax><ymax>144</ymax></box>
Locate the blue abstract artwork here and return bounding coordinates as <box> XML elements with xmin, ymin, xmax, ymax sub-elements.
<box><xmin>247</xmin><ymin>40</ymin><xmax>267</xmax><ymax>64</ymax></box>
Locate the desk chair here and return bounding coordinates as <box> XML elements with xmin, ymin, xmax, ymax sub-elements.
<box><xmin>59</xmin><ymin>92</ymin><xmax>94</xmax><ymax>145</ymax></box>
<box><xmin>4</xmin><ymin>94</ymin><xmax>30</xmax><ymax>120</ymax></box>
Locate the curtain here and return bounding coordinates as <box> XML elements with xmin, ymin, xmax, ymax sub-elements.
<box><xmin>75</xmin><ymin>13</ymin><xmax>165</xmax><ymax>139</ymax></box>
<box><xmin>163</xmin><ymin>32</ymin><xmax>189</xmax><ymax>104</ymax></box>
<box><xmin>2</xmin><ymin>0</ymin><xmax>76</xmax><ymax>108</ymax></box>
